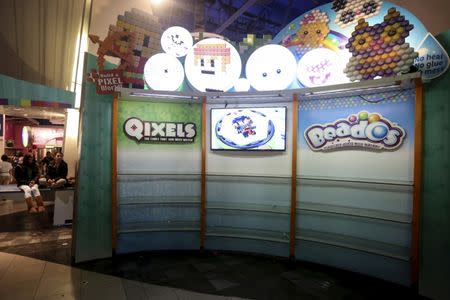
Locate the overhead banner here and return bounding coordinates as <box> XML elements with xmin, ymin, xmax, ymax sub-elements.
<box><xmin>117</xmin><ymin>100</ymin><xmax>201</xmax><ymax>174</ymax></box>
<box><xmin>298</xmin><ymin>88</ymin><xmax>416</xmax><ymax>183</ymax></box>
<box><xmin>88</xmin><ymin>0</ymin><xmax>448</xmax><ymax>94</ymax></box>
<box><xmin>273</xmin><ymin>1</ymin><xmax>449</xmax><ymax>87</ymax></box>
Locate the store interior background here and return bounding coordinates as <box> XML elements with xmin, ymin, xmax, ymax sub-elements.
<box><xmin>0</xmin><ymin>1</ymin><xmax>448</xmax><ymax>299</ymax></box>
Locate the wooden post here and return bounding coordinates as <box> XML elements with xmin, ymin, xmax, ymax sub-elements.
<box><xmin>411</xmin><ymin>78</ymin><xmax>423</xmax><ymax>286</ymax></box>
<box><xmin>200</xmin><ymin>96</ymin><xmax>207</xmax><ymax>249</ymax></box>
<box><xmin>112</xmin><ymin>92</ymin><xmax>119</xmax><ymax>251</ymax></box>
<box><xmin>290</xmin><ymin>94</ymin><xmax>298</xmax><ymax>259</ymax></box>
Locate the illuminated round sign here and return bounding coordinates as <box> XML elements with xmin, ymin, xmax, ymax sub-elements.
<box><xmin>22</xmin><ymin>126</ymin><xmax>31</xmax><ymax>147</ymax></box>
<box><xmin>246</xmin><ymin>44</ymin><xmax>297</xmax><ymax>91</ymax></box>
<box><xmin>297</xmin><ymin>48</ymin><xmax>348</xmax><ymax>87</ymax></box>
<box><xmin>161</xmin><ymin>26</ymin><xmax>193</xmax><ymax>58</ymax></box>
<box><xmin>144</xmin><ymin>53</ymin><xmax>184</xmax><ymax>91</ymax></box>
<box><xmin>184</xmin><ymin>38</ymin><xmax>242</xmax><ymax>92</ymax></box>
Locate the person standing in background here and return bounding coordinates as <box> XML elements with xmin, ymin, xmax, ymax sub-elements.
<box><xmin>40</xmin><ymin>151</ymin><xmax>54</xmax><ymax>176</ymax></box>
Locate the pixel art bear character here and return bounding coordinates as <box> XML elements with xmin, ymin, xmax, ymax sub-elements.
<box><xmin>344</xmin><ymin>8</ymin><xmax>418</xmax><ymax>81</ymax></box>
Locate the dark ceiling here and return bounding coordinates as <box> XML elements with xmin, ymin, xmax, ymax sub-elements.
<box><xmin>152</xmin><ymin>0</ymin><xmax>332</xmax><ymax>42</ymax></box>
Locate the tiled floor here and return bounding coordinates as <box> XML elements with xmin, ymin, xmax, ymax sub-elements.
<box><xmin>0</xmin><ymin>198</ymin><xmax>426</xmax><ymax>300</ymax></box>
<box><xmin>0</xmin><ymin>252</ymin><xmax>243</xmax><ymax>300</ymax></box>
<box><xmin>0</xmin><ymin>198</ymin><xmax>72</xmax><ymax>265</ymax></box>
<box><xmin>76</xmin><ymin>251</ymin><xmax>425</xmax><ymax>300</ymax></box>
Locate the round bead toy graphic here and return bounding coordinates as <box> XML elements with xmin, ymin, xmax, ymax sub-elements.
<box><xmin>297</xmin><ymin>48</ymin><xmax>346</xmax><ymax>87</ymax></box>
<box><xmin>143</xmin><ymin>53</ymin><xmax>185</xmax><ymax>91</ymax></box>
<box><xmin>184</xmin><ymin>38</ymin><xmax>242</xmax><ymax>92</ymax></box>
<box><xmin>161</xmin><ymin>26</ymin><xmax>193</xmax><ymax>58</ymax></box>
<box><xmin>246</xmin><ymin>44</ymin><xmax>297</xmax><ymax>91</ymax></box>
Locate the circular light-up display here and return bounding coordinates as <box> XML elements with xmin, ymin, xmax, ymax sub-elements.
<box><xmin>234</xmin><ymin>78</ymin><xmax>250</xmax><ymax>92</ymax></box>
<box><xmin>22</xmin><ymin>126</ymin><xmax>31</xmax><ymax>148</ymax></box>
<box><xmin>297</xmin><ymin>48</ymin><xmax>348</xmax><ymax>87</ymax></box>
<box><xmin>246</xmin><ymin>44</ymin><xmax>297</xmax><ymax>91</ymax></box>
<box><xmin>144</xmin><ymin>53</ymin><xmax>184</xmax><ymax>91</ymax></box>
<box><xmin>161</xmin><ymin>26</ymin><xmax>193</xmax><ymax>58</ymax></box>
<box><xmin>184</xmin><ymin>38</ymin><xmax>242</xmax><ymax>92</ymax></box>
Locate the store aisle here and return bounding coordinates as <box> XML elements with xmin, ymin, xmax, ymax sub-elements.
<box><xmin>0</xmin><ymin>252</ymin><xmax>244</xmax><ymax>300</ymax></box>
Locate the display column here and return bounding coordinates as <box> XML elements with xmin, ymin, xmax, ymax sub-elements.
<box><xmin>200</xmin><ymin>96</ymin><xmax>207</xmax><ymax>250</ymax></box>
<box><xmin>112</xmin><ymin>92</ymin><xmax>119</xmax><ymax>252</ymax></box>
<box><xmin>412</xmin><ymin>78</ymin><xmax>423</xmax><ymax>286</ymax></box>
<box><xmin>290</xmin><ymin>93</ymin><xmax>298</xmax><ymax>259</ymax></box>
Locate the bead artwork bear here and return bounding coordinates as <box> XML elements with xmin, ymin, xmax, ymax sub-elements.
<box><xmin>333</xmin><ymin>0</ymin><xmax>383</xmax><ymax>28</ymax></box>
<box><xmin>344</xmin><ymin>8</ymin><xmax>418</xmax><ymax>81</ymax></box>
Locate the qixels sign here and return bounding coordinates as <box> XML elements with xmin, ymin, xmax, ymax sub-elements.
<box><xmin>304</xmin><ymin>111</ymin><xmax>406</xmax><ymax>151</ymax></box>
<box><xmin>124</xmin><ymin>117</ymin><xmax>196</xmax><ymax>143</ymax></box>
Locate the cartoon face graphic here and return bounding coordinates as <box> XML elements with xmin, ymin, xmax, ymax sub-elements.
<box><xmin>344</xmin><ymin>8</ymin><xmax>417</xmax><ymax>81</ymax></box>
<box><xmin>297</xmin><ymin>23</ymin><xmax>330</xmax><ymax>48</ymax></box>
<box><xmin>332</xmin><ymin>0</ymin><xmax>383</xmax><ymax>28</ymax></box>
<box><xmin>246</xmin><ymin>44</ymin><xmax>297</xmax><ymax>91</ymax></box>
<box><xmin>161</xmin><ymin>26</ymin><xmax>193</xmax><ymax>57</ymax></box>
<box><xmin>143</xmin><ymin>53</ymin><xmax>184</xmax><ymax>91</ymax></box>
<box><xmin>297</xmin><ymin>48</ymin><xmax>348</xmax><ymax>87</ymax></box>
<box><xmin>184</xmin><ymin>38</ymin><xmax>242</xmax><ymax>92</ymax></box>
<box><xmin>282</xmin><ymin>10</ymin><xmax>330</xmax><ymax>50</ymax></box>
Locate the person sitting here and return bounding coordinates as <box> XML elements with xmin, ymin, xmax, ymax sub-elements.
<box><xmin>39</xmin><ymin>152</ymin><xmax>68</xmax><ymax>188</ymax></box>
<box><xmin>40</xmin><ymin>151</ymin><xmax>54</xmax><ymax>176</ymax></box>
<box><xmin>0</xmin><ymin>154</ymin><xmax>12</xmax><ymax>185</ymax></box>
<box><xmin>15</xmin><ymin>154</ymin><xmax>45</xmax><ymax>213</ymax></box>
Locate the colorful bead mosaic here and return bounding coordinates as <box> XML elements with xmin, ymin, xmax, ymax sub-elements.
<box><xmin>344</xmin><ymin>8</ymin><xmax>418</xmax><ymax>81</ymax></box>
<box><xmin>282</xmin><ymin>10</ymin><xmax>330</xmax><ymax>57</ymax></box>
<box><xmin>89</xmin><ymin>8</ymin><xmax>162</xmax><ymax>89</ymax></box>
<box><xmin>333</xmin><ymin>0</ymin><xmax>383</xmax><ymax>28</ymax></box>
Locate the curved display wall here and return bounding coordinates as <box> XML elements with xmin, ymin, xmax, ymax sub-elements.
<box><xmin>80</xmin><ymin>0</ymin><xmax>440</xmax><ymax>289</ymax></box>
<box><xmin>113</xmin><ymin>73</ymin><xmax>420</xmax><ymax>286</ymax></box>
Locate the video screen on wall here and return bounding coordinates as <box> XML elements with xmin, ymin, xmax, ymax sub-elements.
<box><xmin>211</xmin><ymin>107</ymin><xmax>286</xmax><ymax>151</ymax></box>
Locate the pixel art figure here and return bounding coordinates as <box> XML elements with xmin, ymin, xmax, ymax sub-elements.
<box><xmin>193</xmin><ymin>44</ymin><xmax>231</xmax><ymax>74</ymax></box>
<box><xmin>344</xmin><ymin>8</ymin><xmax>418</xmax><ymax>81</ymax></box>
<box><xmin>110</xmin><ymin>9</ymin><xmax>162</xmax><ymax>88</ymax></box>
<box><xmin>89</xmin><ymin>8</ymin><xmax>162</xmax><ymax>88</ymax></box>
<box><xmin>89</xmin><ymin>31</ymin><xmax>136</xmax><ymax>71</ymax></box>
<box><xmin>332</xmin><ymin>0</ymin><xmax>383</xmax><ymax>28</ymax></box>
<box><xmin>282</xmin><ymin>10</ymin><xmax>330</xmax><ymax>57</ymax></box>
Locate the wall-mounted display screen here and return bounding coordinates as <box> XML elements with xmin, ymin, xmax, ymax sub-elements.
<box><xmin>211</xmin><ymin>107</ymin><xmax>286</xmax><ymax>151</ymax></box>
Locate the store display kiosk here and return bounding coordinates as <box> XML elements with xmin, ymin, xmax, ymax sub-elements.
<box><xmin>111</xmin><ymin>73</ymin><xmax>422</xmax><ymax>286</ymax></box>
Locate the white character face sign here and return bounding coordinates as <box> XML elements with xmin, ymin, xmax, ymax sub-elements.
<box><xmin>297</xmin><ymin>48</ymin><xmax>347</xmax><ymax>87</ymax></box>
<box><xmin>246</xmin><ymin>44</ymin><xmax>297</xmax><ymax>91</ymax></box>
<box><xmin>161</xmin><ymin>26</ymin><xmax>193</xmax><ymax>58</ymax></box>
<box><xmin>184</xmin><ymin>38</ymin><xmax>242</xmax><ymax>92</ymax></box>
<box><xmin>144</xmin><ymin>53</ymin><xmax>184</xmax><ymax>91</ymax></box>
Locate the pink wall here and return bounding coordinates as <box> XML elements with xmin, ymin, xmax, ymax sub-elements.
<box><xmin>4</xmin><ymin>120</ymin><xmax>63</xmax><ymax>151</ymax></box>
<box><xmin>4</xmin><ymin>121</ymin><xmax>24</xmax><ymax>149</ymax></box>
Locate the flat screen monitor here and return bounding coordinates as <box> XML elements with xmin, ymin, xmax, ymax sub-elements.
<box><xmin>211</xmin><ymin>107</ymin><xmax>286</xmax><ymax>151</ymax></box>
